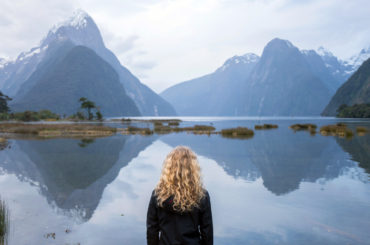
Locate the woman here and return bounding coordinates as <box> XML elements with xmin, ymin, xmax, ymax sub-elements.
<box><xmin>146</xmin><ymin>146</ymin><xmax>213</xmax><ymax>245</ymax></box>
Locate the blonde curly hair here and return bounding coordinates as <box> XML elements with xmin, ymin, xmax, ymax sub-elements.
<box><xmin>155</xmin><ymin>146</ymin><xmax>205</xmax><ymax>212</ymax></box>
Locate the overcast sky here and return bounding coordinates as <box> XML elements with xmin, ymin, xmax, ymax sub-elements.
<box><xmin>0</xmin><ymin>0</ymin><xmax>369</xmax><ymax>92</ymax></box>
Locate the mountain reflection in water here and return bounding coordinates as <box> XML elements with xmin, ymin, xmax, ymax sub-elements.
<box><xmin>0</xmin><ymin>135</ymin><xmax>157</xmax><ymax>221</ymax></box>
<box><xmin>161</xmin><ymin>128</ymin><xmax>357</xmax><ymax>195</ymax></box>
<box><xmin>0</xmin><ymin>118</ymin><xmax>369</xmax><ymax>245</ymax></box>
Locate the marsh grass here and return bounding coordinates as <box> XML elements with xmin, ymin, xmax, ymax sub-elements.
<box><xmin>221</xmin><ymin>127</ymin><xmax>254</xmax><ymax>139</ymax></box>
<box><xmin>0</xmin><ymin>138</ymin><xmax>8</xmax><ymax>151</ymax></box>
<box><xmin>120</xmin><ymin>118</ymin><xmax>182</xmax><ymax>124</ymax></box>
<box><xmin>289</xmin><ymin>124</ymin><xmax>317</xmax><ymax>135</ymax></box>
<box><xmin>356</xmin><ymin>126</ymin><xmax>368</xmax><ymax>136</ymax></box>
<box><xmin>254</xmin><ymin>124</ymin><xmax>278</xmax><ymax>130</ymax></box>
<box><xmin>122</xmin><ymin>126</ymin><xmax>153</xmax><ymax>135</ymax></box>
<box><xmin>289</xmin><ymin>124</ymin><xmax>317</xmax><ymax>131</ymax></box>
<box><xmin>154</xmin><ymin>124</ymin><xmax>216</xmax><ymax>135</ymax></box>
<box><xmin>168</xmin><ymin>121</ymin><xmax>180</xmax><ymax>126</ymax></box>
<box><xmin>0</xmin><ymin>197</ymin><xmax>9</xmax><ymax>245</ymax></box>
<box><xmin>320</xmin><ymin>124</ymin><xmax>353</xmax><ymax>139</ymax></box>
<box><xmin>0</xmin><ymin>123</ymin><xmax>116</xmax><ymax>137</ymax></box>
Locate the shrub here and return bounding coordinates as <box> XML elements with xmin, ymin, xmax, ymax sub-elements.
<box><xmin>356</xmin><ymin>126</ymin><xmax>368</xmax><ymax>135</ymax></box>
<box><xmin>168</xmin><ymin>121</ymin><xmax>180</xmax><ymax>126</ymax></box>
<box><xmin>221</xmin><ymin>127</ymin><xmax>254</xmax><ymax>139</ymax></box>
<box><xmin>254</xmin><ymin>124</ymin><xmax>278</xmax><ymax>130</ymax></box>
<box><xmin>0</xmin><ymin>197</ymin><xmax>9</xmax><ymax>245</ymax></box>
<box><xmin>336</xmin><ymin>103</ymin><xmax>370</xmax><ymax>118</ymax></box>
<box><xmin>320</xmin><ymin>124</ymin><xmax>353</xmax><ymax>139</ymax></box>
<box><xmin>289</xmin><ymin>124</ymin><xmax>317</xmax><ymax>131</ymax></box>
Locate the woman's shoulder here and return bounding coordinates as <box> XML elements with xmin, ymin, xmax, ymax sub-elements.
<box><xmin>201</xmin><ymin>189</ymin><xmax>210</xmax><ymax>203</ymax></box>
<box><xmin>203</xmin><ymin>189</ymin><xmax>210</xmax><ymax>198</ymax></box>
<box><xmin>150</xmin><ymin>189</ymin><xmax>158</xmax><ymax>203</ymax></box>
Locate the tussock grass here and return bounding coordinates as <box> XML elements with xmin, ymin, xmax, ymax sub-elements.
<box><xmin>356</xmin><ymin>126</ymin><xmax>368</xmax><ymax>135</ymax></box>
<box><xmin>154</xmin><ymin>124</ymin><xmax>216</xmax><ymax>135</ymax></box>
<box><xmin>168</xmin><ymin>121</ymin><xmax>180</xmax><ymax>126</ymax></box>
<box><xmin>122</xmin><ymin>126</ymin><xmax>153</xmax><ymax>135</ymax></box>
<box><xmin>254</xmin><ymin>124</ymin><xmax>278</xmax><ymax>130</ymax></box>
<box><xmin>0</xmin><ymin>123</ymin><xmax>116</xmax><ymax>137</ymax></box>
<box><xmin>121</xmin><ymin>118</ymin><xmax>182</xmax><ymax>124</ymax></box>
<box><xmin>289</xmin><ymin>124</ymin><xmax>317</xmax><ymax>135</ymax></box>
<box><xmin>289</xmin><ymin>124</ymin><xmax>317</xmax><ymax>131</ymax></box>
<box><xmin>0</xmin><ymin>197</ymin><xmax>9</xmax><ymax>245</ymax></box>
<box><xmin>320</xmin><ymin>124</ymin><xmax>353</xmax><ymax>139</ymax></box>
<box><xmin>221</xmin><ymin>127</ymin><xmax>254</xmax><ymax>139</ymax></box>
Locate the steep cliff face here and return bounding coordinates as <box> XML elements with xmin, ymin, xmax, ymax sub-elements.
<box><xmin>322</xmin><ymin>58</ymin><xmax>370</xmax><ymax>116</ymax></box>
<box><xmin>1</xmin><ymin>10</ymin><xmax>176</xmax><ymax>116</ymax></box>
<box><xmin>10</xmin><ymin>45</ymin><xmax>140</xmax><ymax>116</ymax></box>
<box><xmin>237</xmin><ymin>38</ymin><xmax>331</xmax><ymax>116</ymax></box>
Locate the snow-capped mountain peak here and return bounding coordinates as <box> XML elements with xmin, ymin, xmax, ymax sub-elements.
<box><xmin>40</xmin><ymin>9</ymin><xmax>103</xmax><ymax>50</ymax></box>
<box><xmin>242</xmin><ymin>53</ymin><xmax>260</xmax><ymax>63</ymax></box>
<box><xmin>15</xmin><ymin>46</ymin><xmax>48</xmax><ymax>62</ymax></box>
<box><xmin>218</xmin><ymin>53</ymin><xmax>260</xmax><ymax>72</ymax></box>
<box><xmin>317</xmin><ymin>46</ymin><xmax>334</xmax><ymax>57</ymax></box>
<box><xmin>348</xmin><ymin>46</ymin><xmax>370</xmax><ymax>68</ymax></box>
<box><xmin>50</xmin><ymin>9</ymin><xmax>90</xmax><ymax>33</ymax></box>
<box><xmin>0</xmin><ymin>57</ymin><xmax>11</xmax><ymax>69</ymax></box>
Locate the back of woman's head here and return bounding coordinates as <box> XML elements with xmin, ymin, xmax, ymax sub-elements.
<box><xmin>155</xmin><ymin>146</ymin><xmax>205</xmax><ymax>212</ymax></box>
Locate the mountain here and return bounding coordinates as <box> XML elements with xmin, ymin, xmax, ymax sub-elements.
<box><xmin>0</xmin><ymin>10</ymin><xmax>176</xmax><ymax>116</ymax></box>
<box><xmin>10</xmin><ymin>45</ymin><xmax>140</xmax><ymax>116</ymax></box>
<box><xmin>322</xmin><ymin>58</ymin><xmax>370</xmax><ymax>116</ymax></box>
<box><xmin>348</xmin><ymin>46</ymin><xmax>370</xmax><ymax>72</ymax></box>
<box><xmin>0</xmin><ymin>46</ymin><xmax>49</xmax><ymax>97</ymax></box>
<box><xmin>161</xmin><ymin>53</ymin><xmax>259</xmax><ymax>116</ymax></box>
<box><xmin>239</xmin><ymin>38</ymin><xmax>332</xmax><ymax>116</ymax></box>
<box><xmin>163</xmin><ymin>38</ymin><xmax>337</xmax><ymax>116</ymax></box>
<box><xmin>300</xmin><ymin>47</ymin><xmax>353</xmax><ymax>93</ymax></box>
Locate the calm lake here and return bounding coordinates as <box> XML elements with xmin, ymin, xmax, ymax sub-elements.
<box><xmin>0</xmin><ymin>117</ymin><xmax>369</xmax><ymax>245</ymax></box>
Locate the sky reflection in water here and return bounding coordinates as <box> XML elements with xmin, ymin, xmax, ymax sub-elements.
<box><xmin>0</xmin><ymin>118</ymin><xmax>369</xmax><ymax>245</ymax></box>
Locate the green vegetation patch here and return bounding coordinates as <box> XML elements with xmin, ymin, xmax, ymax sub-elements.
<box><xmin>289</xmin><ymin>124</ymin><xmax>317</xmax><ymax>135</ymax></box>
<box><xmin>289</xmin><ymin>124</ymin><xmax>317</xmax><ymax>131</ymax></box>
<box><xmin>122</xmin><ymin>126</ymin><xmax>153</xmax><ymax>135</ymax></box>
<box><xmin>356</xmin><ymin>126</ymin><xmax>368</xmax><ymax>135</ymax></box>
<box><xmin>0</xmin><ymin>123</ymin><xmax>116</xmax><ymax>138</ymax></box>
<box><xmin>0</xmin><ymin>110</ymin><xmax>60</xmax><ymax>122</ymax></box>
<box><xmin>154</xmin><ymin>124</ymin><xmax>216</xmax><ymax>135</ymax></box>
<box><xmin>254</xmin><ymin>124</ymin><xmax>278</xmax><ymax>130</ymax></box>
<box><xmin>121</xmin><ymin>118</ymin><xmax>182</xmax><ymax>124</ymax></box>
<box><xmin>221</xmin><ymin>127</ymin><xmax>254</xmax><ymax>139</ymax></box>
<box><xmin>0</xmin><ymin>197</ymin><xmax>9</xmax><ymax>245</ymax></box>
<box><xmin>320</xmin><ymin>123</ymin><xmax>354</xmax><ymax>139</ymax></box>
<box><xmin>336</xmin><ymin>104</ymin><xmax>370</xmax><ymax>118</ymax></box>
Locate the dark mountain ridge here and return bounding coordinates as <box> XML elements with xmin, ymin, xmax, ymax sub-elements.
<box><xmin>162</xmin><ymin>38</ymin><xmax>336</xmax><ymax>116</ymax></box>
<box><xmin>1</xmin><ymin>10</ymin><xmax>176</xmax><ymax>116</ymax></box>
<box><xmin>322</xmin><ymin>58</ymin><xmax>370</xmax><ymax>116</ymax></box>
<box><xmin>10</xmin><ymin>45</ymin><xmax>140</xmax><ymax>116</ymax></box>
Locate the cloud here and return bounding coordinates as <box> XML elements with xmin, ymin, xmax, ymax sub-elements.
<box><xmin>0</xmin><ymin>0</ymin><xmax>77</xmax><ymax>57</ymax></box>
<box><xmin>111</xmin><ymin>35</ymin><xmax>140</xmax><ymax>55</ymax></box>
<box><xmin>0</xmin><ymin>0</ymin><xmax>369</xmax><ymax>92</ymax></box>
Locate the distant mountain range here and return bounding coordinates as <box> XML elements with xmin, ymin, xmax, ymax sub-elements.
<box><xmin>161</xmin><ymin>38</ymin><xmax>370</xmax><ymax>116</ymax></box>
<box><xmin>1</xmin><ymin>10</ymin><xmax>369</xmax><ymax>117</ymax></box>
<box><xmin>0</xmin><ymin>10</ymin><xmax>176</xmax><ymax>116</ymax></box>
<box><xmin>322</xmin><ymin>57</ymin><xmax>370</xmax><ymax>116</ymax></box>
<box><xmin>160</xmin><ymin>53</ymin><xmax>259</xmax><ymax>116</ymax></box>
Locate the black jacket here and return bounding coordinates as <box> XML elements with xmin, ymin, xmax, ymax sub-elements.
<box><xmin>146</xmin><ymin>190</ymin><xmax>213</xmax><ymax>245</ymax></box>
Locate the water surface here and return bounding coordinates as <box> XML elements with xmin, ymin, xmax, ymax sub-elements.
<box><xmin>0</xmin><ymin>117</ymin><xmax>369</xmax><ymax>244</ymax></box>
